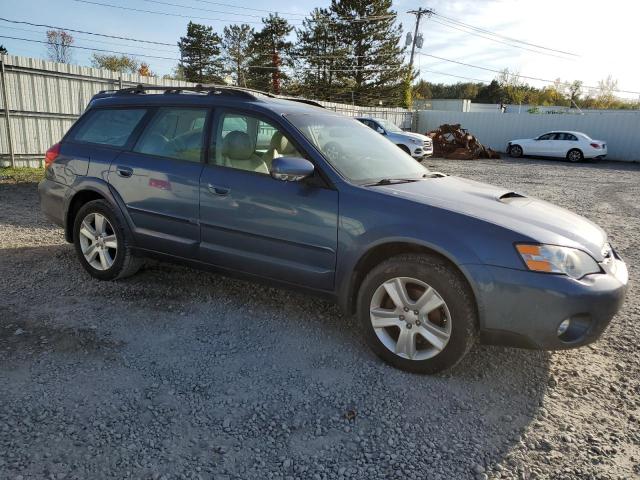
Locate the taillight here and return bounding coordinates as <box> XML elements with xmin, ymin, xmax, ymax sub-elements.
<box><xmin>590</xmin><ymin>142</ymin><xmax>601</xmax><ymax>149</ymax></box>
<box><xmin>44</xmin><ymin>143</ymin><xmax>61</xmax><ymax>168</ymax></box>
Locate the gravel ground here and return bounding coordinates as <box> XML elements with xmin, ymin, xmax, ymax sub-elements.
<box><xmin>1</xmin><ymin>157</ymin><xmax>638</xmax><ymax>480</ymax></box>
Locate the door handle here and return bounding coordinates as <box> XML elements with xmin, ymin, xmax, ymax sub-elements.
<box><xmin>207</xmin><ymin>183</ymin><xmax>230</xmax><ymax>196</ymax></box>
<box><xmin>116</xmin><ymin>166</ymin><xmax>133</xmax><ymax>178</ymax></box>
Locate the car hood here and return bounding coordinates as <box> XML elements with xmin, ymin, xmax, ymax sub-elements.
<box><xmin>389</xmin><ymin>131</ymin><xmax>430</xmax><ymax>142</ymax></box>
<box><xmin>375</xmin><ymin>176</ymin><xmax>607</xmax><ymax>260</ymax></box>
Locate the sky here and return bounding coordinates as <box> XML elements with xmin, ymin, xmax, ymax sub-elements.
<box><xmin>1</xmin><ymin>0</ymin><xmax>638</xmax><ymax>100</ymax></box>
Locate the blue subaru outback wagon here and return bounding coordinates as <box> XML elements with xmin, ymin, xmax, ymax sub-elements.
<box><xmin>38</xmin><ymin>85</ymin><xmax>628</xmax><ymax>373</ymax></box>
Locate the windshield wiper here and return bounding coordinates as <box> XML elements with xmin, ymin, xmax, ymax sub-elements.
<box><xmin>361</xmin><ymin>178</ymin><xmax>420</xmax><ymax>187</ymax></box>
<box><xmin>361</xmin><ymin>174</ymin><xmax>428</xmax><ymax>187</ymax></box>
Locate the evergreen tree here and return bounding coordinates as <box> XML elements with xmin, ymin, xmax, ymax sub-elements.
<box><xmin>328</xmin><ymin>0</ymin><xmax>408</xmax><ymax>106</ymax></box>
<box><xmin>0</xmin><ymin>45</ymin><xmax>7</xmax><ymax>55</ymax></box>
<box><xmin>178</xmin><ymin>22</ymin><xmax>224</xmax><ymax>84</ymax></box>
<box><xmin>222</xmin><ymin>24</ymin><xmax>254</xmax><ymax>87</ymax></box>
<box><xmin>295</xmin><ymin>8</ymin><xmax>349</xmax><ymax>100</ymax></box>
<box><xmin>245</xmin><ymin>14</ymin><xmax>293</xmax><ymax>94</ymax></box>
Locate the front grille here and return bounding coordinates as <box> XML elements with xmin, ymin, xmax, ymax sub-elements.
<box><xmin>423</xmin><ymin>140</ymin><xmax>432</xmax><ymax>147</ymax></box>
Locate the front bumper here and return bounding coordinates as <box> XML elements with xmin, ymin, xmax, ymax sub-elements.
<box><xmin>412</xmin><ymin>145</ymin><xmax>433</xmax><ymax>158</ymax></box>
<box><xmin>465</xmin><ymin>256</ymin><xmax>628</xmax><ymax>350</ymax></box>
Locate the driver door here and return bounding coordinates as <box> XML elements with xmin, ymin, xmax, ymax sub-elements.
<box><xmin>198</xmin><ymin>109</ymin><xmax>339</xmax><ymax>290</ymax></box>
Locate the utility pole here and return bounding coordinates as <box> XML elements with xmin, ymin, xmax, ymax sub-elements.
<box><xmin>407</xmin><ymin>8</ymin><xmax>433</xmax><ymax>71</ymax></box>
<box><xmin>404</xmin><ymin>8</ymin><xmax>433</xmax><ymax>109</ymax></box>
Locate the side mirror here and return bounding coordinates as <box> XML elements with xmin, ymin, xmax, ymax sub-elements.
<box><xmin>270</xmin><ymin>157</ymin><xmax>315</xmax><ymax>182</ymax></box>
<box><xmin>376</xmin><ymin>127</ymin><xmax>385</xmax><ymax>134</ymax></box>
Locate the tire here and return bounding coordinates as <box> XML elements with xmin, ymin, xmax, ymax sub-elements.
<box><xmin>73</xmin><ymin>199</ymin><xmax>142</xmax><ymax>280</ymax></box>
<box><xmin>397</xmin><ymin>144</ymin><xmax>411</xmax><ymax>155</ymax></box>
<box><xmin>567</xmin><ymin>149</ymin><xmax>583</xmax><ymax>163</ymax></box>
<box><xmin>357</xmin><ymin>253</ymin><xmax>477</xmax><ymax>374</ymax></box>
<box><xmin>509</xmin><ymin>144</ymin><xmax>523</xmax><ymax>158</ymax></box>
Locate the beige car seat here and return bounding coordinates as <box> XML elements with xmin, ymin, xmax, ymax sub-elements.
<box><xmin>264</xmin><ymin>131</ymin><xmax>298</xmax><ymax>168</ymax></box>
<box><xmin>221</xmin><ymin>131</ymin><xmax>269</xmax><ymax>174</ymax></box>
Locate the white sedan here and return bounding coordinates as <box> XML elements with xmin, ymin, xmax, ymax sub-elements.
<box><xmin>507</xmin><ymin>131</ymin><xmax>607</xmax><ymax>162</ymax></box>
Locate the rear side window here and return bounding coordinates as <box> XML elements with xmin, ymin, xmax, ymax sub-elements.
<box><xmin>134</xmin><ymin>108</ymin><xmax>208</xmax><ymax>162</ymax></box>
<box><xmin>72</xmin><ymin>109</ymin><xmax>146</xmax><ymax>147</ymax></box>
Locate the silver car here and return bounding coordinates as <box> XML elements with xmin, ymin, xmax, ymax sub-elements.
<box><xmin>357</xmin><ymin>117</ymin><xmax>433</xmax><ymax>159</ymax></box>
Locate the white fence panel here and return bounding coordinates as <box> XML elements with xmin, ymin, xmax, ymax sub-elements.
<box><xmin>416</xmin><ymin>111</ymin><xmax>640</xmax><ymax>162</ymax></box>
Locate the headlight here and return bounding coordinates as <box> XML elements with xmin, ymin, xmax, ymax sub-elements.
<box><xmin>515</xmin><ymin>244</ymin><xmax>601</xmax><ymax>279</ymax></box>
<box><xmin>410</xmin><ymin>139</ymin><xmax>421</xmax><ymax>145</ymax></box>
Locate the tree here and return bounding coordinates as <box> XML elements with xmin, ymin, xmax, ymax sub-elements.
<box><xmin>295</xmin><ymin>8</ymin><xmax>348</xmax><ymax>100</ymax></box>
<box><xmin>221</xmin><ymin>24</ymin><xmax>253</xmax><ymax>87</ymax></box>
<box><xmin>412</xmin><ymin>79</ymin><xmax>432</xmax><ymax>99</ymax></box>
<box><xmin>178</xmin><ymin>21</ymin><xmax>224</xmax><ymax>84</ymax></box>
<box><xmin>328</xmin><ymin>0</ymin><xmax>409</xmax><ymax>106</ymax></box>
<box><xmin>594</xmin><ymin>75</ymin><xmax>618</xmax><ymax>109</ymax></box>
<box><xmin>475</xmin><ymin>80</ymin><xmax>504</xmax><ymax>103</ymax></box>
<box><xmin>46</xmin><ymin>30</ymin><xmax>73</xmax><ymax>63</ymax></box>
<box><xmin>566</xmin><ymin>80</ymin><xmax>582</xmax><ymax>107</ymax></box>
<box><xmin>91</xmin><ymin>54</ymin><xmax>139</xmax><ymax>73</ymax></box>
<box><xmin>246</xmin><ymin>14</ymin><xmax>294</xmax><ymax>94</ymax></box>
<box><xmin>137</xmin><ymin>62</ymin><xmax>155</xmax><ymax>77</ymax></box>
<box><xmin>497</xmin><ymin>68</ymin><xmax>527</xmax><ymax>105</ymax></box>
<box><xmin>0</xmin><ymin>45</ymin><xmax>7</xmax><ymax>55</ymax></box>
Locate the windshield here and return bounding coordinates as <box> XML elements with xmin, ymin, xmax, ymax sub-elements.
<box><xmin>376</xmin><ymin>118</ymin><xmax>403</xmax><ymax>133</ymax></box>
<box><xmin>285</xmin><ymin>113</ymin><xmax>428</xmax><ymax>184</ymax></box>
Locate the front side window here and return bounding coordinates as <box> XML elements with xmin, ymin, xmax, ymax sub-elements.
<box><xmin>72</xmin><ymin>108</ymin><xmax>146</xmax><ymax>147</ymax></box>
<box><xmin>134</xmin><ymin>108</ymin><xmax>207</xmax><ymax>162</ymax></box>
<box><xmin>213</xmin><ymin>111</ymin><xmax>301</xmax><ymax>175</ymax></box>
<box><xmin>376</xmin><ymin>118</ymin><xmax>403</xmax><ymax>133</ymax></box>
<box><xmin>286</xmin><ymin>113</ymin><xmax>427</xmax><ymax>184</ymax></box>
<box><xmin>537</xmin><ymin>133</ymin><xmax>554</xmax><ymax>140</ymax></box>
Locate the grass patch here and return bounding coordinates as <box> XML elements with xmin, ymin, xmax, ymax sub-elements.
<box><xmin>0</xmin><ymin>167</ymin><xmax>45</xmax><ymax>183</ymax></box>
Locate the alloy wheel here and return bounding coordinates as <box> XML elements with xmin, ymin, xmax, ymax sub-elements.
<box><xmin>369</xmin><ymin>277</ymin><xmax>452</xmax><ymax>361</ymax></box>
<box><xmin>568</xmin><ymin>150</ymin><xmax>582</xmax><ymax>162</ymax></box>
<box><xmin>78</xmin><ymin>212</ymin><xmax>118</xmax><ymax>271</ymax></box>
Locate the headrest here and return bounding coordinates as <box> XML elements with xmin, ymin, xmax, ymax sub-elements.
<box><xmin>270</xmin><ymin>131</ymin><xmax>296</xmax><ymax>154</ymax></box>
<box><xmin>222</xmin><ymin>131</ymin><xmax>254</xmax><ymax>160</ymax></box>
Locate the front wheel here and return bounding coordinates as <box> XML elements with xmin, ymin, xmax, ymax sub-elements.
<box><xmin>357</xmin><ymin>254</ymin><xmax>477</xmax><ymax>374</ymax></box>
<box><xmin>73</xmin><ymin>200</ymin><xmax>142</xmax><ymax>280</ymax></box>
<box><xmin>567</xmin><ymin>149</ymin><xmax>583</xmax><ymax>162</ymax></box>
<box><xmin>509</xmin><ymin>144</ymin><xmax>523</xmax><ymax>158</ymax></box>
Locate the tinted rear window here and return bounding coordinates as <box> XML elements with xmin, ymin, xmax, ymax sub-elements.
<box><xmin>71</xmin><ymin>108</ymin><xmax>147</xmax><ymax>147</ymax></box>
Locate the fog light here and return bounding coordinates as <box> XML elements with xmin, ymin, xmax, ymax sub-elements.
<box><xmin>557</xmin><ymin>318</ymin><xmax>571</xmax><ymax>336</ymax></box>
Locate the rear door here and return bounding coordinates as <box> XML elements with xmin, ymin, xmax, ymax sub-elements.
<box><xmin>108</xmin><ymin>107</ymin><xmax>209</xmax><ymax>258</ymax></box>
<box><xmin>198</xmin><ymin>109</ymin><xmax>338</xmax><ymax>290</ymax></box>
<box><xmin>551</xmin><ymin>132</ymin><xmax>578</xmax><ymax>157</ymax></box>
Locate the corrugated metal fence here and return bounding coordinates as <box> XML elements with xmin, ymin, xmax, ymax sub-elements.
<box><xmin>0</xmin><ymin>54</ymin><xmax>413</xmax><ymax>167</ymax></box>
<box><xmin>417</xmin><ymin>110</ymin><xmax>640</xmax><ymax>162</ymax></box>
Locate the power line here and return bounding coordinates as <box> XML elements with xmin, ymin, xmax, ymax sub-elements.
<box><xmin>418</xmin><ymin>52</ymin><xmax>640</xmax><ymax>95</ymax></box>
<box><xmin>431</xmin><ymin>11</ymin><xmax>579</xmax><ymax>57</ymax></box>
<box><xmin>0</xmin><ymin>16</ymin><xmax>176</xmax><ymax>46</ymax></box>
<box><xmin>71</xmin><ymin>0</ymin><xmax>273</xmax><ymax>25</ymax></box>
<box><xmin>141</xmin><ymin>0</ymin><xmax>265</xmax><ymax>20</ymax></box>
<box><xmin>0</xmin><ymin>24</ymin><xmax>178</xmax><ymax>54</ymax></box>
<box><xmin>427</xmin><ymin>16</ymin><xmax>573</xmax><ymax>60</ymax></box>
<box><xmin>0</xmin><ymin>34</ymin><xmax>179</xmax><ymax>62</ymax></box>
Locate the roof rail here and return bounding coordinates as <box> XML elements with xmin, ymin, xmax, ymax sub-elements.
<box><xmin>113</xmin><ymin>84</ymin><xmax>275</xmax><ymax>100</ymax></box>
<box><xmin>99</xmin><ymin>84</ymin><xmax>325</xmax><ymax>108</ymax></box>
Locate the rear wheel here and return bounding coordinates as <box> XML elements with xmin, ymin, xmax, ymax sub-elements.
<box><xmin>73</xmin><ymin>200</ymin><xmax>141</xmax><ymax>280</ymax></box>
<box><xmin>567</xmin><ymin>149</ymin><xmax>583</xmax><ymax>162</ymax></box>
<box><xmin>509</xmin><ymin>144</ymin><xmax>523</xmax><ymax>158</ymax></box>
<box><xmin>357</xmin><ymin>254</ymin><xmax>477</xmax><ymax>374</ymax></box>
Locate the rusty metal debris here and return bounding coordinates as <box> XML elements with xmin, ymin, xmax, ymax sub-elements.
<box><xmin>426</xmin><ymin>124</ymin><xmax>501</xmax><ymax>160</ymax></box>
